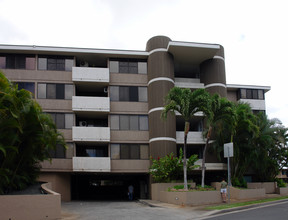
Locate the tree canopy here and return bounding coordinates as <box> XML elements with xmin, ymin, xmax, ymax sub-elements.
<box><xmin>0</xmin><ymin>71</ymin><xmax>65</xmax><ymax>194</ymax></box>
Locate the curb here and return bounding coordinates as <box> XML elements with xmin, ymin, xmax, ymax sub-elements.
<box><xmin>212</xmin><ymin>198</ymin><xmax>288</xmax><ymax>215</ymax></box>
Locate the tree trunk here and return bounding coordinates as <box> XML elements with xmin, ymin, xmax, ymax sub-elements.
<box><xmin>183</xmin><ymin>121</ymin><xmax>190</xmax><ymax>190</ymax></box>
<box><xmin>201</xmin><ymin>126</ymin><xmax>212</xmax><ymax>187</ymax></box>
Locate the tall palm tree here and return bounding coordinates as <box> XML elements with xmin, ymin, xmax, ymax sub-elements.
<box><xmin>211</xmin><ymin>102</ymin><xmax>258</xmax><ymax>186</ymax></box>
<box><xmin>162</xmin><ymin>87</ymin><xmax>210</xmax><ymax>190</ymax></box>
<box><xmin>201</xmin><ymin>94</ymin><xmax>234</xmax><ymax>187</ymax></box>
<box><xmin>253</xmin><ymin>113</ymin><xmax>288</xmax><ymax>181</ymax></box>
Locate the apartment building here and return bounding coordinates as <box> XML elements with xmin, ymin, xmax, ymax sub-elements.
<box><xmin>0</xmin><ymin>36</ymin><xmax>270</xmax><ymax>201</ymax></box>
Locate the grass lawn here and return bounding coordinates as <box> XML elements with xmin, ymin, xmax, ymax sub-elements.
<box><xmin>206</xmin><ymin>196</ymin><xmax>288</xmax><ymax>210</ymax></box>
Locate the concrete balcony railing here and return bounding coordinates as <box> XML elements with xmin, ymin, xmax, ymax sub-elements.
<box><xmin>73</xmin><ymin>157</ymin><xmax>111</xmax><ymax>172</ymax></box>
<box><xmin>176</xmin><ymin>131</ymin><xmax>205</xmax><ymax>144</ymax></box>
<box><xmin>175</xmin><ymin>77</ymin><xmax>204</xmax><ymax>89</ymax></box>
<box><xmin>72</xmin><ymin>96</ymin><xmax>110</xmax><ymax>112</ymax></box>
<box><xmin>72</xmin><ymin>126</ymin><xmax>110</xmax><ymax>142</ymax></box>
<box><xmin>239</xmin><ymin>99</ymin><xmax>266</xmax><ymax>111</ymax></box>
<box><xmin>72</xmin><ymin>67</ymin><xmax>109</xmax><ymax>83</ymax></box>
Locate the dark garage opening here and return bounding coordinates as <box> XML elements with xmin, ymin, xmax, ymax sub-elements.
<box><xmin>71</xmin><ymin>173</ymin><xmax>149</xmax><ymax>200</ymax></box>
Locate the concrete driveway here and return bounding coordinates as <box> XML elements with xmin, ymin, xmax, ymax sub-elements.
<box><xmin>61</xmin><ymin>200</ymin><xmax>215</xmax><ymax>220</ymax></box>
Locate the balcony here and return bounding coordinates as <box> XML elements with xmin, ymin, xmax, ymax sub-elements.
<box><xmin>239</xmin><ymin>99</ymin><xmax>266</xmax><ymax>111</ymax></box>
<box><xmin>72</xmin><ymin>127</ymin><xmax>110</xmax><ymax>142</ymax></box>
<box><xmin>176</xmin><ymin>131</ymin><xmax>205</xmax><ymax>144</ymax></box>
<box><xmin>195</xmin><ymin>159</ymin><xmax>227</xmax><ymax>171</ymax></box>
<box><xmin>72</xmin><ymin>67</ymin><xmax>109</xmax><ymax>83</ymax></box>
<box><xmin>175</xmin><ymin>77</ymin><xmax>204</xmax><ymax>89</ymax></box>
<box><xmin>72</xmin><ymin>96</ymin><xmax>110</xmax><ymax>112</ymax></box>
<box><xmin>72</xmin><ymin>157</ymin><xmax>111</xmax><ymax>172</ymax></box>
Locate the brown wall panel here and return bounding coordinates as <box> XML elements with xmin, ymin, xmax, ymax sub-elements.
<box><xmin>147</xmin><ymin>52</ymin><xmax>174</xmax><ymax>81</ymax></box>
<box><xmin>110</xmin><ymin>73</ymin><xmax>148</xmax><ymax>86</ymax></box>
<box><xmin>37</xmin><ymin>99</ymin><xmax>72</xmax><ymax>112</ymax></box>
<box><xmin>150</xmin><ymin>141</ymin><xmax>176</xmax><ymax>159</ymax></box>
<box><xmin>205</xmin><ymin>86</ymin><xmax>227</xmax><ymax>97</ymax></box>
<box><xmin>3</xmin><ymin>69</ymin><xmax>72</xmax><ymax>83</ymax></box>
<box><xmin>149</xmin><ymin>111</ymin><xmax>175</xmax><ymax>139</ymax></box>
<box><xmin>110</xmin><ymin>102</ymin><xmax>148</xmax><ymax>114</ymax></box>
<box><xmin>200</xmin><ymin>59</ymin><xmax>226</xmax><ymax>86</ymax></box>
<box><xmin>146</xmin><ymin>36</ymin><xmax>171</xmax><ymax>52</ymax></box>
<box><xmin>111</xmin><ymin>130</ymin><xmax>149</xmax><ymax>143</ymax></box>
<box><xmin>148</xmin><ymin>80</ymin><xmax>174</xmax><ymax>109</ymax></box>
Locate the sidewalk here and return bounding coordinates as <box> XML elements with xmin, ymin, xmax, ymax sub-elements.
<box><xmin>138</xmin><ymin>193</ymin><xmax>286</xmax><ymax>219</ymax></box>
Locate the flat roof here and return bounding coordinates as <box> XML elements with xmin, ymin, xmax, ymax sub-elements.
<box><xmin>227</xmin><ymin>84</ymin><xmax>271</xmax><ymax>93</ymax></box>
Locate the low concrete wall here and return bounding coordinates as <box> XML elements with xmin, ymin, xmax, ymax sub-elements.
<box><xmin>0</xmin><ymin>183</ymin><xmax>61</xmax><ymax>220</ymax></box>
<box><xmin>159</xmin><ymin>190</ymin><xmax>221</xmax><ymax>206</ymax></box>
<box><xmin>151</xmin><ymin>183</ymin><xmax>196</xmax><ymax>201</ymax></box>
<box><xmin>230</xmin><ymin>187</ymin><xmax>266</xmax><ymax>200</ymax></box>
<box><xmin>276</xmin><ymin>187</ymin><xmax>288</xmax><ymax>196</ymax></box>
<box><xmin>38</xmin><ymin>173</ymin><xmax>71</xmax><ymax>201</ymax></box>
<box><xmin>247</xmin><ymin>182</ymin><xmax>277</xmax><ymax>193</ymax></box>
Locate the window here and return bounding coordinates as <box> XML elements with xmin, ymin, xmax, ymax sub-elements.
<box><xmin>16</xmin><ymin>82</ymin><xmax>35</xmax><ymax>94</ymax></box>
<box><xmin>38</xmin><ymin>56</ymin><xmax>73</xmax><ymax>71</ymax></box>
<box><xmin>0</xmin><ymin>54</ymin><xmax>35</xmax><ymax>70</ymax></box>
<box><xmin>238</xmin><ymin>89</ymin><xmax>265</xmax><ymax>100</ymax></box>
<box><xmin>37</xmin><ymin>83</ymin><xmax>73</xmax><ymax>99</ymax></box>
<box><xmin>110</xmin><ymin>86</ymin><xmax>147</xmax><ymax>102</ymax></box>
<box><xmin>109</xmin><ymin>60</ymin><xmax>147</xmax><ymax>74</ymax></box>
<box><xmin>110</xmin><ymin>115</ymin><xmax>148</xmax><ymax>131</ymax></box>
<box><xmin>111</xmin><ymin>144</ymin><xmax>149</xmax><ymax>159</ymax></box>
<box><xmin>48</xmin><ymin>113</ymin><xmax>74</xmax><ymax>129</ymax></box>
<box><xmin>48</xmin><ymin>144</ymin><xmax>66</xmax><ymax>158</ymax></box>
<box><xmin>76</xmin><ymin>145</ymin><xmax>108</xmax><ymax>157</ymax></box>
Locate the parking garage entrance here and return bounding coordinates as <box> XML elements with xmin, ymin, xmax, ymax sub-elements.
<box><xmin>71</xmin><ymin>173</ymin><xmax>149</xmax><ymax>200</ymax></box>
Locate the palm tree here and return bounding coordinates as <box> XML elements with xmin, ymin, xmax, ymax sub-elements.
<box><xmin>162</xmin><ymin>87</ymin><xmax>210</xmax><ymax>190</ymax></box>
<box><xmin>211</xmin><ymin>102</ymin><xmax>258</xmax><ymax>186</ymax></box>
<box><xmin>253</xmin><ymin>113</ymin><xmax>288</xmax><ymax>181</ymax></box>
<box><xmin>201</xmin><ymin>94</ymin><xmax>234</xmax><ymax>187</ymax></box>
<box><xmin>0</xmin><ymin>71</ymin><xmax>65</xmax><ymax>193</ymax></box>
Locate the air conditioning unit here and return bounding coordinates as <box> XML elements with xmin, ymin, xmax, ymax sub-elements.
<box><xmin>80</xmin><ymin>61</ymin><xmax>88</xmax><ymax>67</ymax></box>
<box><xmin>79</xmin><ymin>121</ymin><xmax>87</xmax><ymax>127</ymax></box>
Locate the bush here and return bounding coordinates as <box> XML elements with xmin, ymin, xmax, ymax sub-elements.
<box><xmin>275</xmin><ymin>178</ymin><xmax>287</xmax><ymax>188</ymax></box>
<box><xmin>149</xmin><ymin>148</ymin><xmax>199</xmax><ymax>183</ymax></box>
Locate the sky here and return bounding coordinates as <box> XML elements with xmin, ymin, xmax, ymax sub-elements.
<box><xmin>0</xmin><ymin>0</ymin><xmax>287</xmax><ymax>126</ymax></box>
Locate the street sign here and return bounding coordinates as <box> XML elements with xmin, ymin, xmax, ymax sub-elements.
<box><xmin>224</xmin><ymin>142</ymin><xmax>234</xmax><ymax>158</ymax></box>
<box><xmin>224</xmin><ymin>142</ymin><xmax>234</xmax><ymax>203</ymax></box>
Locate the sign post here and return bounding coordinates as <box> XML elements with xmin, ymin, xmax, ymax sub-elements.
<box><xmin>224</xmin><ymin>142</ymin><xmax>233</xmax><ymax>203</ymax></box>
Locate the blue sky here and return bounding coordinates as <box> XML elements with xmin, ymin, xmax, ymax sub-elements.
<box><xmin>0</xmin><ymin>0</ymin><xmax>287</xmax><ymax>126</ymax></box>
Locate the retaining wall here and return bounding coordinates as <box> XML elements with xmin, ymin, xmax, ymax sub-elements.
<box><xmin>247</xmin><ymin>182</ymin><xmax>277</xmax><ymax>193</ymax></box>
<box><xmin>0</xmin><ymin>183</ymin><xmax>61</xmax><ymax>220</ymax></box>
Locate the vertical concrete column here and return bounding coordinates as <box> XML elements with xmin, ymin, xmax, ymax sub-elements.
<box><xmin>200</xmin><ymin>46</ymin><xmax>227</xmax><ymax>97</ymax></box>
<box><xmin>146</xmin><ymin>36</ymin><xmax>176</xmax><ymax>159</ymax></box>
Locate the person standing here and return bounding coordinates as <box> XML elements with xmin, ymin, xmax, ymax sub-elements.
<box><xmin>128</xmin><ymin>185</ymin><xmax>134</xmax><ymax>201</ymax></box>
<box><xmin>220</xmin><ymin>179</ymin><xmax>227</xmax><ymax>203</ymax></box>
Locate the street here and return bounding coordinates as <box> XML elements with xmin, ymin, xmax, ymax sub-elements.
<box><xmin>202</xmin><ymin>200</ymin><xmax>288</xmax><ymax>220</ymax></box>
<box><xmin>61</xmin><ymin>201</ymin><xmax>213</xmax><ymax>220</ymax></box>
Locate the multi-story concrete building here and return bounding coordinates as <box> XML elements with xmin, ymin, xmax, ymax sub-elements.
<box><xmin>0</xmin><ymin>36</ymin><xmax>270</xmax><ymax>201</ymax></box>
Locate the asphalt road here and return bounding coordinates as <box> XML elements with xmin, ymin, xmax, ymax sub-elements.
<box><xmin>61</xmin><ymin>201</ymin><xmax>213</xmax><ymax>220</ymax></box>
<box><xmin>203</xmin><ymin>200</ymin><xmax>288</xmax><ymax>220</ymax></box>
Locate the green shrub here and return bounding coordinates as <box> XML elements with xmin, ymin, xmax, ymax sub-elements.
<box><xmin>275</xmin><ymin>178</ymin><xmax>287</xmax><ymax>187</ymax></box>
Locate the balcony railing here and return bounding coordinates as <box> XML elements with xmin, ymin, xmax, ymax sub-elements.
<box><xmin>175</xmin><ymin>77</ymin><xmax>204</xmax><ymax>89</ymax></box>
<box><xmin>239</xmin><ymin>99</ymin><xmax>266</xmax><ymax>111</ymax></box>
<box><xmin>72</xmin><ymin>96</ymin><xmax>110</xmax><ymax>112</ymax></box>
<box><xmin>72</xmin><ymin>67</ymin><xmax>109</xmax><ymax>83</ymax></box>
<box><xmin>176</xmin><ymin>131</ymin><xmax>205</xmax><ymax>144</ymax></box>
<box><xmin>73</xmin><ymin>157</ymin><xmax>111</xmax><ymax>172</ymax></box>
<box><xmin>72</xmin><ymin>126</ymin><xmax>110</xmax><ymax>142</ymax></box>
